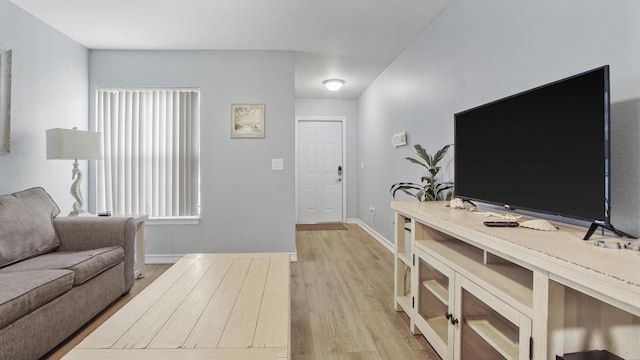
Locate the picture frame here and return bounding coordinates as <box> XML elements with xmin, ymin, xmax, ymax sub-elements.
<box><xmin>231</xmin><ymin>103</ymin><xmax>265</xmax><ymax>139</ymax></box>
<box><xmin>0</xmin><ymin>46</ymin><xmax>11</xmax><ymax>154</ymax></box>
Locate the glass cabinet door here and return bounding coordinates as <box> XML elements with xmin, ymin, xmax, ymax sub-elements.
<box><xmin>414</xmin><ymin>248</ymin><xmax>455</xmax><ymax>359</ymax></box>
<box><xmin>456</xmin><ymin>275</ymin><xmax>532</xmax><ymax>360</ymax></box>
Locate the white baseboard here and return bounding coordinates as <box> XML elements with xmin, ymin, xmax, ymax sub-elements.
<box><xmin>345</xmin><ymin>217</ymin><xmax>358</xmax><ymax>224</ymax></box>
<box><xmin>145</xmin><ymin>254</ymin><xmax>182</xmax><ymax>264</ymax></box>
<box><xmin>355</xmin><ymin>219</ymin><xmax>394</xmax><ymax>253</ymax></box>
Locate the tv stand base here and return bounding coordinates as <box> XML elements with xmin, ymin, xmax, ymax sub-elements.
<box><xmin>583</xmin><ymin>222</ymin><xmax>637</xmax><ymax>240</ymax></box>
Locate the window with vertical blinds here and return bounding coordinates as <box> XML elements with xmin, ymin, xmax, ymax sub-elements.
<box><xmin>96</xmin><ymin>89</ymin><xmax>200</xmax><ymax>218</ymax></box>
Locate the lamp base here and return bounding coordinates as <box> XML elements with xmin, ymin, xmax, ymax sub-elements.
<box><xmin>68</xmin><ymin>159</ymin><xmax>86</xmax><ymax>217</ymax></box>
<box><xmin>69</xmin><ymin>208</ymin><xmax>89</xmax><ymax>217</ymax></box>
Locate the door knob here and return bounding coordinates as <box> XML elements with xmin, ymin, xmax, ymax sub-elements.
<box><xmin>336</xmin><ymin>178</ymin><xmax>342</xmax><ymax>183</ymax></box>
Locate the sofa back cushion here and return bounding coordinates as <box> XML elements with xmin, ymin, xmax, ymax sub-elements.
<box><xmin>0</xmin><ymin>187</ymin><xmax>61</xmax><ymax>268</ymax></box>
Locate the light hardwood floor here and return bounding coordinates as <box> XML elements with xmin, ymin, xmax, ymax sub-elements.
<box><xmin>292</xmin><ymin>224</ymin><xmax>439</xmax><ymax>360</ymax></box>
<box><xmin>45</xmin><ymin>224</ymin><xmax>439</xmax><ymax>360</ymax></box>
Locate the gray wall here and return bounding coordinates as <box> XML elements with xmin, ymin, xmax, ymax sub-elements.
<box><xmin>358</xmin><ymin>0</ymin><xmax>640</xmax><ymax>243</ymax></box>
<box><xmin>0</xmin><ymin>0</ymin><xmax>89</xmax><ymax>212</ymax></box>
<box><xmin>89</xmin><ymin>50</ymin><xmax>296</xmax><ymax>256</ymax></box>
<box><xmin>295</xmin><ymin>99</ymin><xmax>358</xmax><ymax>219</ymax></box>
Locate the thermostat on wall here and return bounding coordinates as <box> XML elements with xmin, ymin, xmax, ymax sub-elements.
<box><xmin>391</xmin><ymin>132</ymin><xmax>407</xmax><ymax>147</ymax></box>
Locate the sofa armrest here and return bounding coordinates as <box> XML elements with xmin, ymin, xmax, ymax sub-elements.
<box><xmin>53</xmin><ymin>216</ymin><xmax>136</xmax><ymax>291</ymax></box>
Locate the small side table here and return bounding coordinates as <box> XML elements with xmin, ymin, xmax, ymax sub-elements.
<box><xmin>131</xmin><ymin>215</ymin><xmax>148</xmax><ymax>279</ymax></box>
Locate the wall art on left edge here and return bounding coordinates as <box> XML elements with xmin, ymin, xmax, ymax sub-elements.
<box><xmin>0</xmin><ymin>46</ymin><xmax>11</xmax><ymax>154</ymax></box>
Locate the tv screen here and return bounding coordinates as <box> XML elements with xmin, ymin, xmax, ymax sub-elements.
<box><xmin>454</xmin><ymin>66</ymin><xmax>610</xmax><ymax>224</ymax></box>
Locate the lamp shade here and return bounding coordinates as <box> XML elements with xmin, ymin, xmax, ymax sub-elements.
<box><xmin>46</xmin><ymin>128</ymin><xmax>103</xmax><ymax>160</ymax></box>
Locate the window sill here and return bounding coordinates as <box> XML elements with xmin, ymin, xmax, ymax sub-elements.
<box><xmin>146</xmin><ymin>216</ymin><xmax>200</xmax><ymax>225</ymax></box>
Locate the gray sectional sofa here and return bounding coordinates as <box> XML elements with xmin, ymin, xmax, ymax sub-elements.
<box><xmin>0</xmin><ymin>187</ymin><xmax>136</xmax><ymax>360</ymax></box>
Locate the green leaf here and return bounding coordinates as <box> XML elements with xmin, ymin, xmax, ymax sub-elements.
<box><xmin>399</xmin><ymin>188</ymin><xmax>418</xmax><ymax>198</ymax></box>
<box><xmin>414</xmin><ymin>144</ymin><xmax>429</xmax><ymax>163</ymax></box>
<box><xmin>432</xmin><ymin>144</ymin><xmax>452</xmax><ymax>164</ymax></box>
<box><xmin>405</xmin><ymin>157</ymin><xmax>428</xmax><ymax>169</ymax></box>
<box><xmin>445</xmin><ymin>189</ymin><xmax>455</xmax><ymax>200</ymax></box>
<box><xmin>390</xmin><ymin>182</ymin><xmax>423</xmax><ymax>199</ymax></box>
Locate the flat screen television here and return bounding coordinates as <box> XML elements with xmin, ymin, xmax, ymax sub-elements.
<box><xmin>454</xmin><ymin>65</ymin><xmax>632</xmax><ymax>239</ymax></box>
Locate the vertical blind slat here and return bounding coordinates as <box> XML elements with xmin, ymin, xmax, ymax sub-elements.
<box><xmin>131</xmin><ymin>92</ymin><xmax>139</xmax><ymax>215</ymax></box>
<box><xmin>124</xmin><ymin>91</ymin><xmax>132</xmax><ymax>214</ymax></box>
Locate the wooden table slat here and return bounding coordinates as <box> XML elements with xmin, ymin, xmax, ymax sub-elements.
<box><xmin>254</xmin><ymin>256</ymin><xmax>290</xmax><ymax>348</ymax></box>
<box><xmin>147</xmin><ymin>257</ymin><xmax>234</xmax><ymax>348</ymax></box>
<box><xmin>62</xmin><ymin>348</ymin><xmax>288</xmax><ymax>360</ymax></box>
<box><xmin>217</xmin><ymin>258</ymin><xmax>271</xmax><ymax>348</ymax></box>
<box><xmin>182</xmin><ymin>257</ymin><xmax>253</xmax><ymax>348</ymax></box>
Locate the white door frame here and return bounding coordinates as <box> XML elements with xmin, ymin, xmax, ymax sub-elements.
<box><xmin>295</xmin><ymin>116</ymin><xmax>347</xmax><ymax>223</ymax></box>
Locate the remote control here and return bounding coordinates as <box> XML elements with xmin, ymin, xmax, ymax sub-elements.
<box><xmin>483</xmin><ymin>221</ymin><xmax>519</xmax><ymax>227</ymax></box>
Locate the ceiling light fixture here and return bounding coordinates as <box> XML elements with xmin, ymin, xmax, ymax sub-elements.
<box><xmin>323</xmin><ymin>79</ymin><xmax>345</xmax><ymax>91</ymax></box>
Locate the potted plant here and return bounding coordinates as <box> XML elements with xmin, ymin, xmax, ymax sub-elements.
<box><xmin>390</xmin><ymin>144</ymin><xmax>454</xmax><ymax>201</ymax></box>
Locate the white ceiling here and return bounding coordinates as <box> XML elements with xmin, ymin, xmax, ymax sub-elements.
<box><xmin>10</xmin><ymin>0</ymin><xmax>449</xmax><ymax>99</ymax></box>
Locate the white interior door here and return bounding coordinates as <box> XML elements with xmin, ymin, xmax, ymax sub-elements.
<box><xmin>297</xmin><ymin>121</ymin><xmax>343</xmax><ymax>224</ymax></box>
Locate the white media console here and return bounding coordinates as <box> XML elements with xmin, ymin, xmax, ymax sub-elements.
<box><xmin>392</xmin><ymin>200</ymin><xmax>640</xmax><ymax>360</ymax></box>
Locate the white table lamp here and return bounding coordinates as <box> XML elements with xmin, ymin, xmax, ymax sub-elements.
<box><xmin>46</xmin><ymin>127</ymin><xmax>103</xmax><ymax>216</ymax></box>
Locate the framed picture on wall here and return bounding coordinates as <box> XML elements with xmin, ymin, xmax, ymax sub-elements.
<box><xmin>231</xmin><ymin>103</ymin><xmax>265</xmax><ymax>139</ymax></box>
<box><xmin>0</xmin><ymin>45</ymin><xmax>11</xmax><ymax>154</ymax></box>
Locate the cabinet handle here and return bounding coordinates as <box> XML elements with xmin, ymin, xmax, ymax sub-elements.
<box><xmin>445</xmin><ymin>313</ymin><xmax>459</xmax><ymax>325</ymax></box>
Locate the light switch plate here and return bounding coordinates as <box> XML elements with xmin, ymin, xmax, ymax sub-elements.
<box><xmin>272</xmin><ymin>158</ymin><xmax>284</xmax><ymax>170</ymax></box>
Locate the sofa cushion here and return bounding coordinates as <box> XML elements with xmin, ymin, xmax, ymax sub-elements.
<box><xmin>0</xmin><ymin>270</ymin><xmax>74</xmax><ymax>329</ymax></box>
<box><xmin>0</xmin><ymin>187</ymin><xmax>61</xmax><ymax>268</ymax></box>
<box><xmin>0</xmin><ymin>246</ymin><xmax>124</xmax><ymax>286</ymax></box>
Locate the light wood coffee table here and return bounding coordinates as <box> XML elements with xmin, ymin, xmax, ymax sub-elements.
<box><xmin>63</xmin><ymin>253</ymin><xmax>290</xmax><ymax>359</ymax></box>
